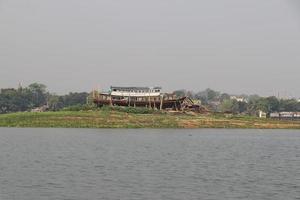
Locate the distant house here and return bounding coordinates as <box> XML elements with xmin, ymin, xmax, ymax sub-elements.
<box><xmin>230</xmin><ymin>96</ymin><xmax>247</xmax><ymax>103</ymax></box>
<box><xmin>31</xmin><ymin>105</ymin><xmax>49</xmax><ymax>113</ymax></box>
<box><xmin>259</xmin><ymin>110</ymin><xmax>267</xmax><ymax>118</ymax></box>
<box><xmin>270</xmin><ymin>112</ymin><xmax>280</xmax><ymax>118</ymax></box>
<box><xmin>269</xmin><ymin>112</ymin><xmax>300</xmax><ymax>120</ymax></box>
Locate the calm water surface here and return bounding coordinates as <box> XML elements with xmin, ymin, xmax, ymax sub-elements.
<box><xmin>0</xmin><ymin>128</ymin><xmax>299</xmax><ymax>200</ymax></box>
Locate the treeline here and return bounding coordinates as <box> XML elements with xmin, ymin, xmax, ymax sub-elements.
<box><xmin>1</xmin><ymin>84</ymin><xmax>300</xmax><ymax>115</ymax></box>
<box><xmin>0</xmin><ymin>83</ymin><xmax>89</xmax><ymax>114</ymax></box>
<box><xmin>174</xmin><ymin>88</ymin><xmax>300</xmax><ymax>115</ymax></box>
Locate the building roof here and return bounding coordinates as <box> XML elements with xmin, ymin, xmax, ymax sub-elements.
<box><xmin>110</xmin><ymin>86</ymin><xmax>162</xmax><ymax>90</ymax></box>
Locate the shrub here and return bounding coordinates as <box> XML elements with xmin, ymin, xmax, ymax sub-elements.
<box><xmin>62</xmin><ymin>104</ymin><xmax>98</xmax><ymax>111</ymax></box>
<box><xmin>101</xmin><ymin>106</ymin><xmax>161</xmax><ymax>114</ymax></box>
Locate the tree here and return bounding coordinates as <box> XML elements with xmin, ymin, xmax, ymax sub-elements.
<box><xmin>220</xmin><ymin>93</ymin><xmax>230</xmax><ymax>102</ymax></box>
<box><xmin>206</xmin><ymin>88</ymin><xmax>220</xmax><ymax>101</ymax></box>
<box><xmin>62</xmin><ymin>92</ymin><xmax>89</xmax><ymax>107</ymax></box>
<box><xmin>279</xmin><ymin>99</ymin><xmax>299</xmax><ymax>111</ymax></box>
<box><xmin>0</xmin><ymin>83</ymin><xmax>91</xmax><ymax>114</ymax></box>
<box><xmin>0</xmin><ymin>88</ymin><xmax>33</xmax><ymax>113</ymax></box>
<box><xmin>246</xmin><ymin>95</ymin><xmax>261</xmax><ymax>115</ymax></box>
<box><xmin>220</xmin><ymin>99</ymin><xmax>239</xmax><ymax>114</ymax></box>
<box><xmin>265</xmin><ymin>96</ymin><xmax>279</xmax><ymax>112</ymax></box>
<box><xmin>195</xmin><ymin>88</ymin><xmax>220</xmax><ymax>105</ymax></box>
<box><xmin>252</xmin><ymin>96</ymin><xmax>280</xmax><ymax>113</ymax></box>
<box><xmin>28</xmin><ymin>83</ymin><xmax>47</xmax><ymax>107</ymax></box>
<box><xmin>238</xmin><ymin>101</ymin><xmax>248</xmax><ymax>113</ymax></box>
<box><xmin>48</xmin><ymin>95</ymin><xmax>64</xmax><ymax>111</ymax></box>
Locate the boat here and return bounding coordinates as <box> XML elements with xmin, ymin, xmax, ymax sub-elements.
<box><xmin>93</xmin><ymin>86</ymin><xmax>205</xmax><ymax>112</ymax></box>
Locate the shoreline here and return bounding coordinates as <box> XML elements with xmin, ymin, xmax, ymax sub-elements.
<box><xmin>1</xmin><ymin>110</ymin><xmax>300</xmax><ymax>129</ymax></box>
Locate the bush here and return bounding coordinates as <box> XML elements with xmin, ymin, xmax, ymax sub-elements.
<box><xmin>101</xmin><ymin>105</ymin><xmax>161</xmax><ymax>114</ymax></box>
<box><xmin>62</xmin><ymin>104</ymin><xmax>98</xmax><ymax>111</ymax></box>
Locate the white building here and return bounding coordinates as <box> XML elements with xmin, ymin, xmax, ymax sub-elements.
<box><xmin>230</xmin><ymin>96</ymin><xmax>247</xmax><ymax>103</ymax></box>
<box><xmin>259</xmin><ymin>110</ymin><xmax>267</xmax><ymax>118</ymax></box>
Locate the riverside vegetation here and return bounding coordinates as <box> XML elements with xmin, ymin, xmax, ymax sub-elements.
<box><xmin>1</xmin><ymin>83</ymin><xmax>300</xmax><ymax>115</ymax></box>
<box><xmin>1</xmin><ymin>106</ymin><xmax>300</xmax><ymax>129</ymax></box>
<box><xmin>1</xmin><ymin>83</ymin><xmax>300</xmax><ymax>129</ymax></box>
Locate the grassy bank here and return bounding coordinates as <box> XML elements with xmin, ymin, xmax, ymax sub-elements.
<box><xmin>1</xmin><ymin>109</ymin><xmax>300</xmax><ymax>129</ymax></box>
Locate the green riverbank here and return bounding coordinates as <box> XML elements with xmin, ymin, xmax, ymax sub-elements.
<box><xmin>1</xmin><ymin>110</ymin><xmax>300</xmax><ymax>129</ymax></box>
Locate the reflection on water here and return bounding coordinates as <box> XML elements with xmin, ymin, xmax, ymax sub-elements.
<box><xmin>0</xmin><ymin>128</ymin><xmax>299</xmax><ymax>200</ymax></box>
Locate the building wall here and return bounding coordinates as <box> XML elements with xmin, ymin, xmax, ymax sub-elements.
<box><xmin>111</xmin><ymin>91</ymin><xmax>161</xmax><ymax>97</ymax></box>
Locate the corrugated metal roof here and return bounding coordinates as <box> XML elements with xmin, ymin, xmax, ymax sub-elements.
<box><xmin>110</xmin><ymin>86</ymin><xmax>162</xmax><ymax>90</ymax></box>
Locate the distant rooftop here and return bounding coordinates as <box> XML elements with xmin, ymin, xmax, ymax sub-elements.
<box><xmin>110</xmin><ymin>86</ymin><xmax>162</xmax><ymax>91</ymax></box>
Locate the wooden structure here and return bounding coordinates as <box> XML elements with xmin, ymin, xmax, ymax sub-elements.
<box><xmin>93</xmin><ymin>86</ymin><xmax>206</xmax><ymax>112</ymax></box>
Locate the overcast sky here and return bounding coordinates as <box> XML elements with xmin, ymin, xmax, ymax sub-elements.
<box><xmin>1</xmin><ymin>0</ymin><xmax>300</xmax><ymax>97</ymax></box>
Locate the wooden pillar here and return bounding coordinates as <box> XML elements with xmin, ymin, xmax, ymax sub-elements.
<box><xmin>175</xmin><ymin>102</ymin><xmax>178</xmax><ymax>111</ymax></box>
<box><xmin>160</xmin><ymin>95</ymin><xmax>163</xmax><ymax>110</ymax></box>
<box><xmin>145</xmin><ymin>97</ymin><xmax>147</xmax><ymax>108</ymax></box>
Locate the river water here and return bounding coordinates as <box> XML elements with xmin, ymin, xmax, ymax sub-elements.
<box><xmin>0</xmin><ymin>128</ymin><xmax>299</xmax><ymax>200</ymax></box>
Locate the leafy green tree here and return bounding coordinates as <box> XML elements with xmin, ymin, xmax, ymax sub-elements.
<box><xmin>246</xmin><ymin>95</ymin><xmax>260</xmax><ymax>115</ymax></box>
<box><xmin>220</xmin><ymin>93</ymin><xmax>230</xmax><ymax>102</ymax></box>
<box><xmin>252</xmin><ymin>96</ymin><xmax>279</xmax><ymax>113</ymax></box>
<box><xmin>238</xmin><ymin>101</ymin><xmax>248</xmax><ymax>113</ymax></box>
<box><xmin>220</xmin><ymin>99</ymin><xmax>239</xmax><ymax>114</ymax></box>
<box><xmin>256</xmin><ymin>98</ymin><xmax>269</xmax><ymax>113</ymax></box>
<box><xmin>28</xmin><ymin>83</ymin><xmax>47</xmax><ymax>107</ymax></box>
<box><xmin>279</xmin><ymin>99</ymin><xmax>299</xmax><ymax>111</ymax></box>
<box><xmin>48</xmin><ymin>95</ymin><xmax>64</xmax><ymax>111</ymax></box>
<box><xmin>0</xmin><ymin>88</ymin><xmax>32</xmax><ymax>113</ymax></box>
<box><xmin>62</xmin><ymin>92</ymin><xmax>89</xmax><ymax>107</ymax></box>
<box><xmin>265</xmin><ymin>96</ymin><xmax>279</xmax><ymax>112</ymax></box>
<box><xmin>195</xmin><ymin>88</ymin><xmax>220</xmax><ymax>105</ymax></box>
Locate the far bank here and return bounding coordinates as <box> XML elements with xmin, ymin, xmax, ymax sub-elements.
<box><xmin>1</xmin><ymin>110</ymin><xmax>300</xmax><ymax>129</ymax></box>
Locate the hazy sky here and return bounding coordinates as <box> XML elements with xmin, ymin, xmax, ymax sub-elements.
<box><xmin>1</xmin><ymin>0</ymin><xmax>300</xmax><ymax>97</ymax></box>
